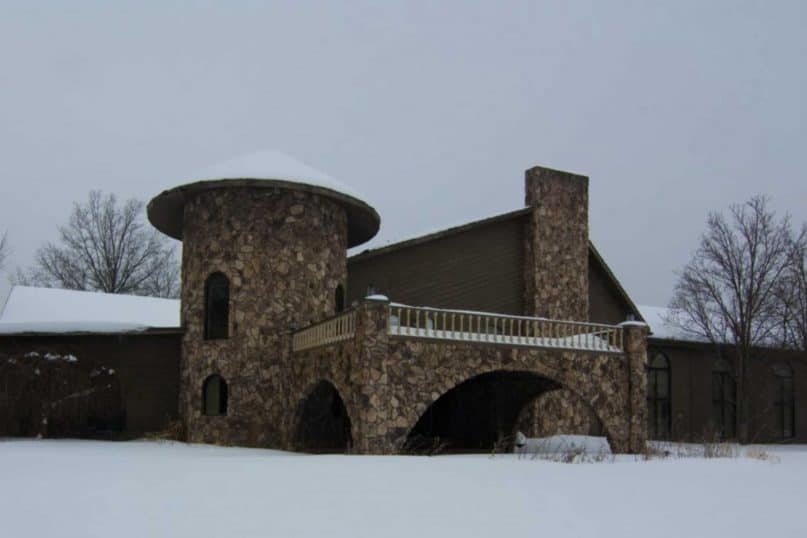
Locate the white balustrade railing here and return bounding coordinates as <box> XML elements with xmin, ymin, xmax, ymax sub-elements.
<box><xmin>387</xmin><ymin>304</ymin><xmax>623</xmax><ymax>353</ymax></box>
<box><xmin>292</xmin><ymin>310</ymin><xmax>357</xmax><ymax>352</ymax></box>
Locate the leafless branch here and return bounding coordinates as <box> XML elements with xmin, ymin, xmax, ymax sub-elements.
<box><xmin>16</xmin><ymin>191</ymin><xmax>180</xmax><ymax>297</ymax></box>
<box><xmin>669</xmin><ymin>195</ymin><xmax>795</xmax><ymax>442</ymax></box>
<box><xmin>0</xmin><ymin>231</ymin><xmax>8</xmax><ymax>272</ymax></box>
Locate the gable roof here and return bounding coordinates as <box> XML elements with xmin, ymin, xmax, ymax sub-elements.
<box><xmin>0</xmin><ymin>286</ymin><xmax>181</xmax><ymax>335</ymax></box>
<box><xmin>350</xmin><ymin>208</ymin><xmax>532</xmax><ymax>262</ymax></box>
<box><xmin>350</xmin><ymin>207</ymin><xmax>644</xmax><ymax>322</ymax></box>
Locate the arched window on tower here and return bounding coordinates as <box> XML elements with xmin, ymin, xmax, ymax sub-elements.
<box><xmin>204</xmin><ymin>272</ymin><xmax>229</xmax><ymax>340</ymax></box>
<box><xmin>335</xmin><ymin>284</ymin><xmax>346</xmax><ymax>313</ymax></box>
<box><xmin>712</xmin><ymin>357</ymin><xmax>736</xmax><ymax>439</ymax></box>
<box><xmin>773</xmin><ymin>363</ymin><xmax>795</xmax><ymax>439</ymax></box>
<box><xmin>647</xmin><ymin>352</ymin><xmax>671</xmax><ymax>440</ymax></box>
<box><xmin>202</xmin><ymin>375</ymin><xmax>228</xmax><ymax>416</ymax></box>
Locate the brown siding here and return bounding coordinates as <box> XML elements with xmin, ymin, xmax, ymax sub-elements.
<box><xmin>348</xmin><ymin>217</ymin><xmax>525</xmax><ymax>315</ymax></box>
<box><xmin>0</xmin><ymin>332</ymin><xmax>181</xmax><ymax>436</ymax></box>
<box><xmin>588</xmin><ymin>255</ymin><xmax>634</xmax><ymax>325</ymax></box>
<box><xmin>649</xmin><ymin>340</ymin><xmax>807</xmax><ymax>443</ymax></box>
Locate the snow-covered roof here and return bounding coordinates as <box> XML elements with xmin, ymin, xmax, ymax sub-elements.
<box><xmin>190</xmin><ymin>150</ymin><xmax>363</xmax><ymax>200</ymax></box>
<box><xmin>0</xmin><ymin>286</ymin><xmax>180</xmax><ymax>335</ymax></box>
<box><xmin>638</xmin><ymin>304</ymin><xmax>705</xmax><ymax>343</ymax></box>
<box><xmin>147</xmin><ymin>150</ymin><xmax>380</xmax><ymax>247</ymax></box>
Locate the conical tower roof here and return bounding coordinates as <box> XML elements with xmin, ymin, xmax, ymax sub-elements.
<box><xmin>147</xmin><ymin>150</ymin><xmax>380</xmax><ymax>247</ymax></box>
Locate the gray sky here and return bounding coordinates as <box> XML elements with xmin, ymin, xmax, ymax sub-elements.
<box><xmin>1</xmin><ymin>0</ymin><xmax>805</xmax><ymax>308</ymax></box>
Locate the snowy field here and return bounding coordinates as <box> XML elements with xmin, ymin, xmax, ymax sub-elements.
<box><xmin>0</xmin><ymin>439</ymin><xmax>805</xmax><ymax>538</ymax></box>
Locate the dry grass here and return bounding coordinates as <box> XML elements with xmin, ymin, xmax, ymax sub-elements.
<box><xmin>745</xmin><ymin>446</ymin><xmax>780</xmax><ymax>463</ymax></box>
<box><xmin>641</xmin><ymin>437</ymin><xmax>782</xmax><ymax>463</ymax></box>
<box><xmin>521</xmin><ymin>437</ymin><xmax>614</xmax><ymax>464</ymax></box>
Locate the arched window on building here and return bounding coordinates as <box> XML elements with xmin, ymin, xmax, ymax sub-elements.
<box><xmin>202</xmin><ymin>375</ymin><xmax>228</xmax><ymax>416</ymax></box>
<box><xmin>773</xmin><ymin>363</ymin><xmax>795</xmax><ymax>439</ymax></box>
<box><xmin>335</xmin><ymin>284</ymin><xmax>346</xmax><ymax>313</ymax></box>
<box><xmin>204</xmin><ymin>272</ymin><xmax>229</xmax><ymax>340</ymax></box>
<box><xmin>647</xmin><ymin>352</ymin><xmax>671</xmax><ymax>440</ymax></box>
<box><xmin>712</xmin><ymin>357</ymin><xmax>736</xmax><ymax>439</ymax></box>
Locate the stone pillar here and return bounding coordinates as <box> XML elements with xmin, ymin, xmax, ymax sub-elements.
<box><xmin>622</xmin><ymin>321</ymin><xmax>649</xmax><ymax>453</ymax></box>
<box><xmin>523</xmin><ymin>166</ymin><xmax>589</xmax><ymax>321</ymax></box>
<box><xmin>352</xmin><ymin>296</ymin><xmax>396</xmax><ymax>454</ymax></box>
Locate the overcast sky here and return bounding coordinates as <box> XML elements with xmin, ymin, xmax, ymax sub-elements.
<box><xmin>1</xmin><ymin>0</ymin><xmax>805</xmax><ymax>308</ymax></box>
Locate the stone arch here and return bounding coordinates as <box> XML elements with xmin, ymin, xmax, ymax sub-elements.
<box><xmin>385</xmin><ymin>343</ymin><xmax>628</xmax><ymax>453</ymax></box>
<box><xmin>403</xmin><ymin>369</ymin><xmax>561</xmax><ymax>452</ymax></box>
<box><xmin>295</xmin><ymin>380</ymin><xmax>353</xmax><ymax>453</ymax></box>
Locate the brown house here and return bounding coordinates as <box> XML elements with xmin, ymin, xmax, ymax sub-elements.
<box><xmin>0</xmin><ymin>151</ymin><xmax>803</xmax><ymax>449</ymax></box>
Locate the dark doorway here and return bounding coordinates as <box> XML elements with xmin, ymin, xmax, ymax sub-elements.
<box><xmin>405</xmin><ymin>370</ymin><xmax>560</xmax><ymax>453</ymax></box>
<box><xmin>296</xmin><ymin>381</ymin><xmax>353</xmax><ymax>453</ymax></box>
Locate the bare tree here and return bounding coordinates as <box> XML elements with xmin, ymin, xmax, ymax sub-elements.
<box><xmin>669</xmin><ymin>196</ymin><xmax>793</xmax><ymax>443</ymax></box>
<box><xmin>0</xmin><ymin>231</ymin><xmax>8</xmax><ymax>272</ymax></box>
<box><xmin>776</xmin><ymin>224</ymin><xmax>807</xmax><ymax>352</ymax></box>
<box><xmin>17</xmin><ymin>191</ymin><xmax>179</xmax><ymax>298</ymax></box>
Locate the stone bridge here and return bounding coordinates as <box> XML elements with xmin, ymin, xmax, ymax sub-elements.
<box><xmin>291</xmin><ymin>297</ymin><xmax>648</xmax><ymax>454</ymax></box>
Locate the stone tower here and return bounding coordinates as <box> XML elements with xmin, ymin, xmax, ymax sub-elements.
<box><xmin>147</xmin><ymin>151</ymin><xmax>379</xmax><ymax>446</ymax></box>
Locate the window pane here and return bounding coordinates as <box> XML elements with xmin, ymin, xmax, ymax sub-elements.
<box><xmin>712</xmin><ymin>373</ymin><xmax>722</xmax><ymax>403</ymax></box>
<box><xmin>204</xmin><ymin>377</ymin><xmax>221</xmax><ymax>416</ymax></box>
<box><xmin>656</xmin><ymin>371</ymin><xmax>669</xmax><ymax>398</ymax></box>
<box><xmin>651</xmin><ymin>354</ymin><xmax>668</xmax><ymax>369</ymax></box>
<box><xmin>661</xmin><ymin>401</ymin><xmax>671</xmax><ymax>439</ymax></box>
<box><xmin>205</xmin><ymin>275</ymin><xmax>230</xmax><ymax>340</ymax></box>
<box><xmin>784</xmin><ymin>405</ymin><xmax>794</xmax><ymax>438</ymax></box>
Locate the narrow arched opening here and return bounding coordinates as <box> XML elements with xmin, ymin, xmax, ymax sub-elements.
<box><xmin>773</xmin><ymin>363</ymin><xmax>795</xmax><ymax>440</ymax></box>
<box><xmin>647</xmin><ymin>352</ymin><xmax>671</xmax><ymax>440</ymax></box>
<box><xmin>404</xmin><ymin>370</ymin><xmax>561</xmax><ymax>453</ymax></box>
<box><xmin>712</xmin><ymin>357</ymin><xmax>736</xmax><ymax>440</ymax></box>
<box><xmin>204</xmin><ymin>272</ymin><xmax>230</xmax><ymax>340</ymax></box>
<box><xmin>335</xmin><ymin>284</ymin><xmax>346</xmax><ymax>313</ymax></box>
<box><xmin>296</xmin><ymin>380</ymin><xmax>353</xmax><ymax>453</ymax></box>
<box><xmin>202</xmin><ymin>374</ymin><xmax>228</xmax><ymax>416</ymax></box>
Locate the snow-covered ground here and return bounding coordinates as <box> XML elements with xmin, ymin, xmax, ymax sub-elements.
<box><xmin>0</xmin><ymin>439</ymin><xmax>804</xmax><ymax>538</ymax></box>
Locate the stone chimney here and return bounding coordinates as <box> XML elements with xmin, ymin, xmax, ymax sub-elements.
<box><xmin>523</xmin><ymin>166</ymin><xmax>589</xmax><ymax>321</ymax></box>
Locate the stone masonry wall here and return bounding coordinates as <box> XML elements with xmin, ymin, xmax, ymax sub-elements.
<box><xmin>331</xmin><ymin>300</ymin><xmax>636</xmax><ymax>453</ymax></box>
<box><xmin>516</xmin><ymin>389</ymin><xmax>602</xmax><ymax>438</ymax></box>
<box><xmin>180</xmin><ymin>187</ymin><xmax>348</xmax><ymax>447</ymax></box>
<box><xmin>376</xmin><ymin>339</ymin><xmax>631</xmax><ymax>452</ymax></box>
<box><xmin>523</xmin><ymin>167</ymin><xmax>589</xmax><ymax>321</ymax></box>
<box><xmin>289</xmin><ymin>301</ymin><xmax>644</xmax><ymax>455</ymax></box>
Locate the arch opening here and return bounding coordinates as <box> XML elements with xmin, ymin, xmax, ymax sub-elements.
<box><xmin>647</xmin><ymin>352</ymin><xmax>671</xmax><ymax>440</ymax></box>
<box><xmin>712</xmin><ymin>357</ymin><xmax>736</xmax><ymax>440</ymax></box>
<box><xmin>773</xmin><ymin>363</ymin><xmax>795</xmax><ymax>440</ymax></box>
<box><xmin>204</xmin><ymin>272</ymin><xmax>230</xmax><ymax>340</ymax></box>
<box><xmin>202</xmin><ymin>375</ymin><xmax>228</xmax><ymax>416</ymax></box>
<box><xmin>296</xmin><ymin>381</ymin><xmax>353</xmax><ymax>453</ymax></box>
<box><xmin>404</xmin><ymin>370</ymin><xmax>561</xmax><ymax>453</ymax></box>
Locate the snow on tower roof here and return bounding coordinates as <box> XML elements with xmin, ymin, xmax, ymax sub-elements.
<box><xmin>192</xmin><ymin>150</ymin><xmax>363</xmax><ymax>199</ymax></box>
<box><xmin>147</xmin><ymin>150</ymin><xmax>380</xmax><ymax>247</ymax></box>
<box><xmin>0</xmin><ymin>286</ymin><xmax>180</xmax><ymax>335</ymax></box>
